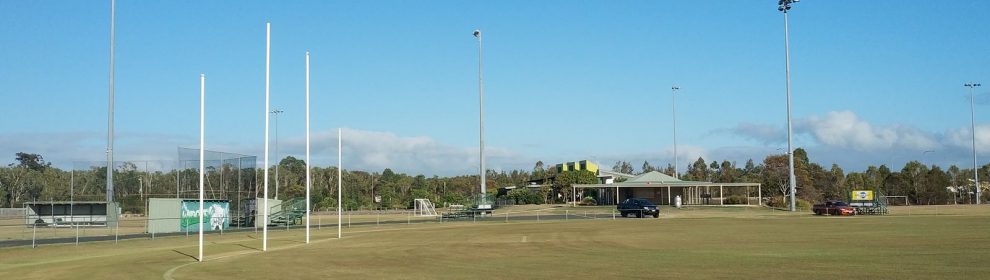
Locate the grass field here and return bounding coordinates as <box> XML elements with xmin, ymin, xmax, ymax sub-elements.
<box><xmin>1</xmin><ymin>205</ymin><xmax>988</xmax><ymax>279</ymax></box>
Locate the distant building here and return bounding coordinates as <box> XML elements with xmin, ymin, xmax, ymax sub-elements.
<box><xmin>573</xmin><ymin>171</ymin><xmax>762</xmax><ymax>206</ymax></box>
<box><xmin>555</xmin><ymin>160</ymin><xmax>598</xmax><ymax>174</ymax></box>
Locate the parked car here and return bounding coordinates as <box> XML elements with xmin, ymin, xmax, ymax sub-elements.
<box><xmin>812</xmin><ymin>200</ymin><xmax>855</xmax><ymax>216</ymax></box>
<box><xmin>618</xmin><ymin>198</ymin><xmax>659</xmax><ymax>218</ymax></box>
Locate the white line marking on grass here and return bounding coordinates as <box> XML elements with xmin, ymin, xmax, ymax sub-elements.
<box><xmin>162</xmin><ymin>222</ymin><xmax>512</xmax><ymax>280</ymax></box>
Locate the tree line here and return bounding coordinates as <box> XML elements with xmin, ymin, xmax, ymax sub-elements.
<box><xmin>611</xmin><ymin>148</ymin><xmax>986</xmax><ymax>206</ymax></box>
<box><xmin>1</xmin><ymin>150</ymin><xmax>986</xmax><ymax>212</ymax></box>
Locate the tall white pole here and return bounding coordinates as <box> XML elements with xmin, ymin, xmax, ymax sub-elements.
<box><xmin>474</xmin><ymin>29</ymin><xmax>486</xmax><ymax>203</ymax></box>
<box><xmin>198</xmin><ymin>74</ymin><xmax>205</xmax><ymax>262</ymax></box>
<box><xmin>305</xmin><ymin>51</ymin><xmax>311</xmax><ymax>244</ymax></box>
<box><xmin>967</xmin><ymin>83</ymin><xmax>982</xmax><ymax>204</ymax></box>
<box><xmin>263</xmin><ymin>21</ymin><xmax>270</xmax><ymax>252</ymax></box>
<box><xmin>106</xmin><ymin>0</ymin><xmax>116</xmax><ymax>202</ymax></box>
<box><xmin>337</xmin><ymin>128</ymin><xmax>342</xmax><ymax>239</ymax></box>
<box><xmin>781</xmin><ymin>3</ymin><xmax>797</xmax><ymax>212</ymax></box>
<box><xmin>672</xmin><ymin>86</ymin><xmax>679</xmax><ymax>179</ymax></box>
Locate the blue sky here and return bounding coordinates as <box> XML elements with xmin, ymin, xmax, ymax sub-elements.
<box><xmin>1</xmin><ymin>1</ymin><xmax>989</xmax><ymax>176</ymax></box>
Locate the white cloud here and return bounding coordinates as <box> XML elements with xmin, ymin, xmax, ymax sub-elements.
<box><xmin>0</xmin><ymin>132</ymin><xmax>191</xmax><ymax>167</ymax></box>
<box><xmin>943</xmin><ymin>124</ymin><xmax>990</xmax><ymax>153</ymax></box>
<box><xmin>723</xmin><ymin>123</ymin><xmax>786</xmax><ymax>144</ymax></box>
<box><xmin>0</xmin><ymin>128</ymin><xmax>528</xmax><ymax>176</ymax></box>
<box><xmin>798</xmin><ymin>111</ymin><xmax>938</xmax><ymax>151</ymax></box>
<box><xmin>256</xmin><ymin>128</ymin><xmax>528</xmax><ymax>176</ymax></box>
<box><xmin>714</xmin><ymin>110</ymin><xmax>990</xmax><ymax>170</ymax></box>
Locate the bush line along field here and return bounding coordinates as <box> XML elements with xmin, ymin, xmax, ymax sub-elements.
<box><xmin>0</xmin><ymin>205</ymin><xmax>988</xmax><ymax>280</ymax></box>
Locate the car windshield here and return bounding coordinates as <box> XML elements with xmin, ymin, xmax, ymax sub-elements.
<box><xmin>635</xmin><ymin>199</ymin><xmax>656</xmax><ymax>206</ymax></box>
<box><xmin>833</xmin><ymin>201</ymin><xmax>848</xmax><ymax>206</ymax></box>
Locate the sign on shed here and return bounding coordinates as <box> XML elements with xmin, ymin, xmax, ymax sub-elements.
<box><xmin>851</xmin><ymin>190</ymin><xmax>874</xmax><ymax>201</ymax></box>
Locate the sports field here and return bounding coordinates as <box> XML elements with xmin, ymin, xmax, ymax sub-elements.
<box><xmin>1</xmin><ymin>205</ymin><xmax>988</xmax><ymax>279</ymax></box>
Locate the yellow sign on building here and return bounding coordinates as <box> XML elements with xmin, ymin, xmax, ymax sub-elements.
<box><xmin>851</xmin><ymin>190</ymin><xmax>874</xmax><ymax>201</ymax></box>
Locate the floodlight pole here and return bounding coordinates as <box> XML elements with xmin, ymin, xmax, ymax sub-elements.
<box><xmin>106</xmin><ymin>0</ymin><xmax>116</xmax><ymax>203</ymax></box>
<box><xmin>262</xmin><ymin>21</ymin><xmax>270</xmax><ymax>252</ymax></box>
<box><xmin>271</xmin><ymin>108</ymin><xmax>283</xmax><ymax>200</ymax></box>
<box><xmin>779</xmin><ymin>0</ymin><xmax>798</xmax><ymax>212</ymax></box>
<box><xmin>672</xmin><ymin>86</ymin><xmax>680</xmax><ymax>179</ymax></box>
<box><xmin>198</xmin><ymin>74</ymin><xmax>206</xmax><ymax>262</ymax></box>
<box><xmin>337</xmin><ymin>128</ymin><xmax>342</xmax><ymax>239</ymax></box>
<box><xmin>474</xmin><ymin>29</ymin><xmax>487</xmax><ymax>203</ymax></box>
<box><xmin>966</xmin><ymin>82</ymin><xmax>982</xmax><ymax>204</ymax></box>
<box><xmin>305</xmin><ymin>51</ymin><xmax>311</xmax><ymax>244</ymax></box>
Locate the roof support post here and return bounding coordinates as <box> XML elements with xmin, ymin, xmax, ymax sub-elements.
<box><xmin>758</xmin><ymin>184</ymin><xmax>763</xmax><ymax>206</ymax></box>
<box><xmin>572</xmin><ymin>186</ymin><xmax>576</xmax><ymax>207</ymax></box>
<box><xmin>720</xmin><ymin>185</ymin><xmax>724</xmax><ymax>206</ymax></box>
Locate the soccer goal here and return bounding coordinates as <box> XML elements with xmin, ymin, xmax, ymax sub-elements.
<box><xmin>413</xmin><ymin>199</ymin><xmax>438</xmax><ymax>217</ymax></box>
<box><xmin>885</xmin><ymin>195</ymin><xmax>909</xmax><ymax>206</ymax></box>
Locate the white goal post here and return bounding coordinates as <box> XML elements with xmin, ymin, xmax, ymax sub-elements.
<box><xmin>413</xmin><ymin>199</ymin><xmax>438</xmax><ymax>217</ymax></box>
<box><xmin>885</xmin><ymin>195</ymin><xmax>909</xmax><ymax>206</ymax></box>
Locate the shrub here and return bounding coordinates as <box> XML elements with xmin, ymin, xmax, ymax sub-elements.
<box><xmin>579</xmin><ymin>196</ymin><xmax>597</xmax><ymax>206</ymax></box>
<box><xmin>507</xmin><ymin>188</ymin><xmax>544</xmax><ymax>205</ymax></box>
<box><xmin>724</xmin><ymin>195</ymin><xmax>748</xmax><ymax>204</ymax></box>
<box><xmin>765</xmin><ymin>196</ymin><xmax>813</xmax><ymax>210</ymax></box>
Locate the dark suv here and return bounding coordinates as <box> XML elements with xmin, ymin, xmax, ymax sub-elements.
<box><xmin>618</xmin><ymin>198</ymin><xmax>659</xmax><ymax>218</ymax></box>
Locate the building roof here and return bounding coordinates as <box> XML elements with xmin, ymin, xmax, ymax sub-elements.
<box><xmin>572</xmin><ymin>171</ymin><xmax>760</xmax><ymax>188</ymax></box>
<box><xmin>23</xmin><ymin>201</ymin><xmax>109</xmax><ymax>205</ymax></box>
<box><xmin>598</xmin><ymin>170</ymin><xmax>635</xmax><ymax>179</ymax></box>
<box><xmin>626</xmin><ymin>171</ymin><xmax>682</xmax><ymax>183</ymax></box>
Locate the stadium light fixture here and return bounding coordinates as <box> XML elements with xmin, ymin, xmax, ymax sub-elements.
<box><xmin>671</xmin><ymin>86</ymin><xmax>680</xmax><ymax>179</ymax></box>
<box><xmin>966</xmin><ymin>82</ymin><xmax>982</xmax><ymax>204</ymax></box>
<box><xmin>271</xmin><ymin>108</ymin><xmax>284</xmax><ymax>200</ymax></box>
<box><xmin>778</xmin><ymin>0</ymin><xmax>799</xmax><ymax>212</ymax></box>
<box><xmin>106</xmin><ymin>0</ymin><xmax>116</xmax><ymax>203</ymax></box>
<box><xmin>474</xmin><ymin>29</ymin><xmax>487</xmax><ymax>204</ymax></box>
<box><xmin>338</xmin><ymin>128</ymin><xmax>342</xmax><ymax>239</ymax></box>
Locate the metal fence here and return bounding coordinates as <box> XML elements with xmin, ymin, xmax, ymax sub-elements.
<box><xmin>0</xmin><ymin>208</ymin><xmax>26</xmax><ymax>217</ymax></box>
<box><xmin>0</xmin><ymin>206</ymin><xmax>662</xmax><ymax>248</ymax></box>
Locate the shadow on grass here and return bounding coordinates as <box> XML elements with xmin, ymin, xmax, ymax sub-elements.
<box><xmin>233</xmin><ymin>243</ymin><xmax>260</xmax><ymax>251</ymax></box>
<box><xmin>171</xmin><ymin>249</ymin><xmax>198</xmax><ymax>261</ymax></box>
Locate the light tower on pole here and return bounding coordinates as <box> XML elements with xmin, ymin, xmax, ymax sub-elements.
<box><xmin>778</xmin><ymin>0</ymin><xmax>799</xmax><ymax>212</ymax></box>
<box><xmin>671</xmin><ymin>85</ymin><xmax>680</xmax><ymax>179</ymax></box>
<box><xmin>106</xmin><ymin>0</ymin><xmax>116</xmax><ymax>202</ymax></box>
<box><xmin>271</xmin><ymin>108</ymin><xmax>284</xmax><ymax>200</ymax></box>
<box><xmin>473</xmin><ymin>29</ymin><xmax>487</xmax><ymax>204</ymax></box>
<box><xmin>966</xmin><ymin>82</ymin><xmax>982</xmax><ymax>204</ymax></box>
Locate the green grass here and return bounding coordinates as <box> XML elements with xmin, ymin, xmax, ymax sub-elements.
<box><xmin>1</xmin><ymin>205</ymin><xmax>988</xmax><ymax>279</ymax></box>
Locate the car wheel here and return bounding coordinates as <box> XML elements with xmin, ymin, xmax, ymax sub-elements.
<box><xmin>652</xmin><ymin>213</ymin><xmax>659</xmax><ymax>218</ymax></box>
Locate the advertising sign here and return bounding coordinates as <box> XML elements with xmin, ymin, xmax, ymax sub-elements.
<box><xmin>180</xmin><ymin>200</ymin><xmax>230</xmax><ymax>232</ymax></box>
<box><xmin>851</xmin><ymin>190</ymin><xmax>874</xmax><ymax>201</ymax></box>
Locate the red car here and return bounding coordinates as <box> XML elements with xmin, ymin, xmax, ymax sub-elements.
<box><xmin>812</xmin><ymin>201</ymin><xmax>856</xmax><ymax>216</ymax></box>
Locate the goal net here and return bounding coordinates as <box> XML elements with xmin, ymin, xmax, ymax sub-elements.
<box><xmin>413</xmin><ymin>199</ymin><xmax>438</xmax><ymax>216</ymax></box>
